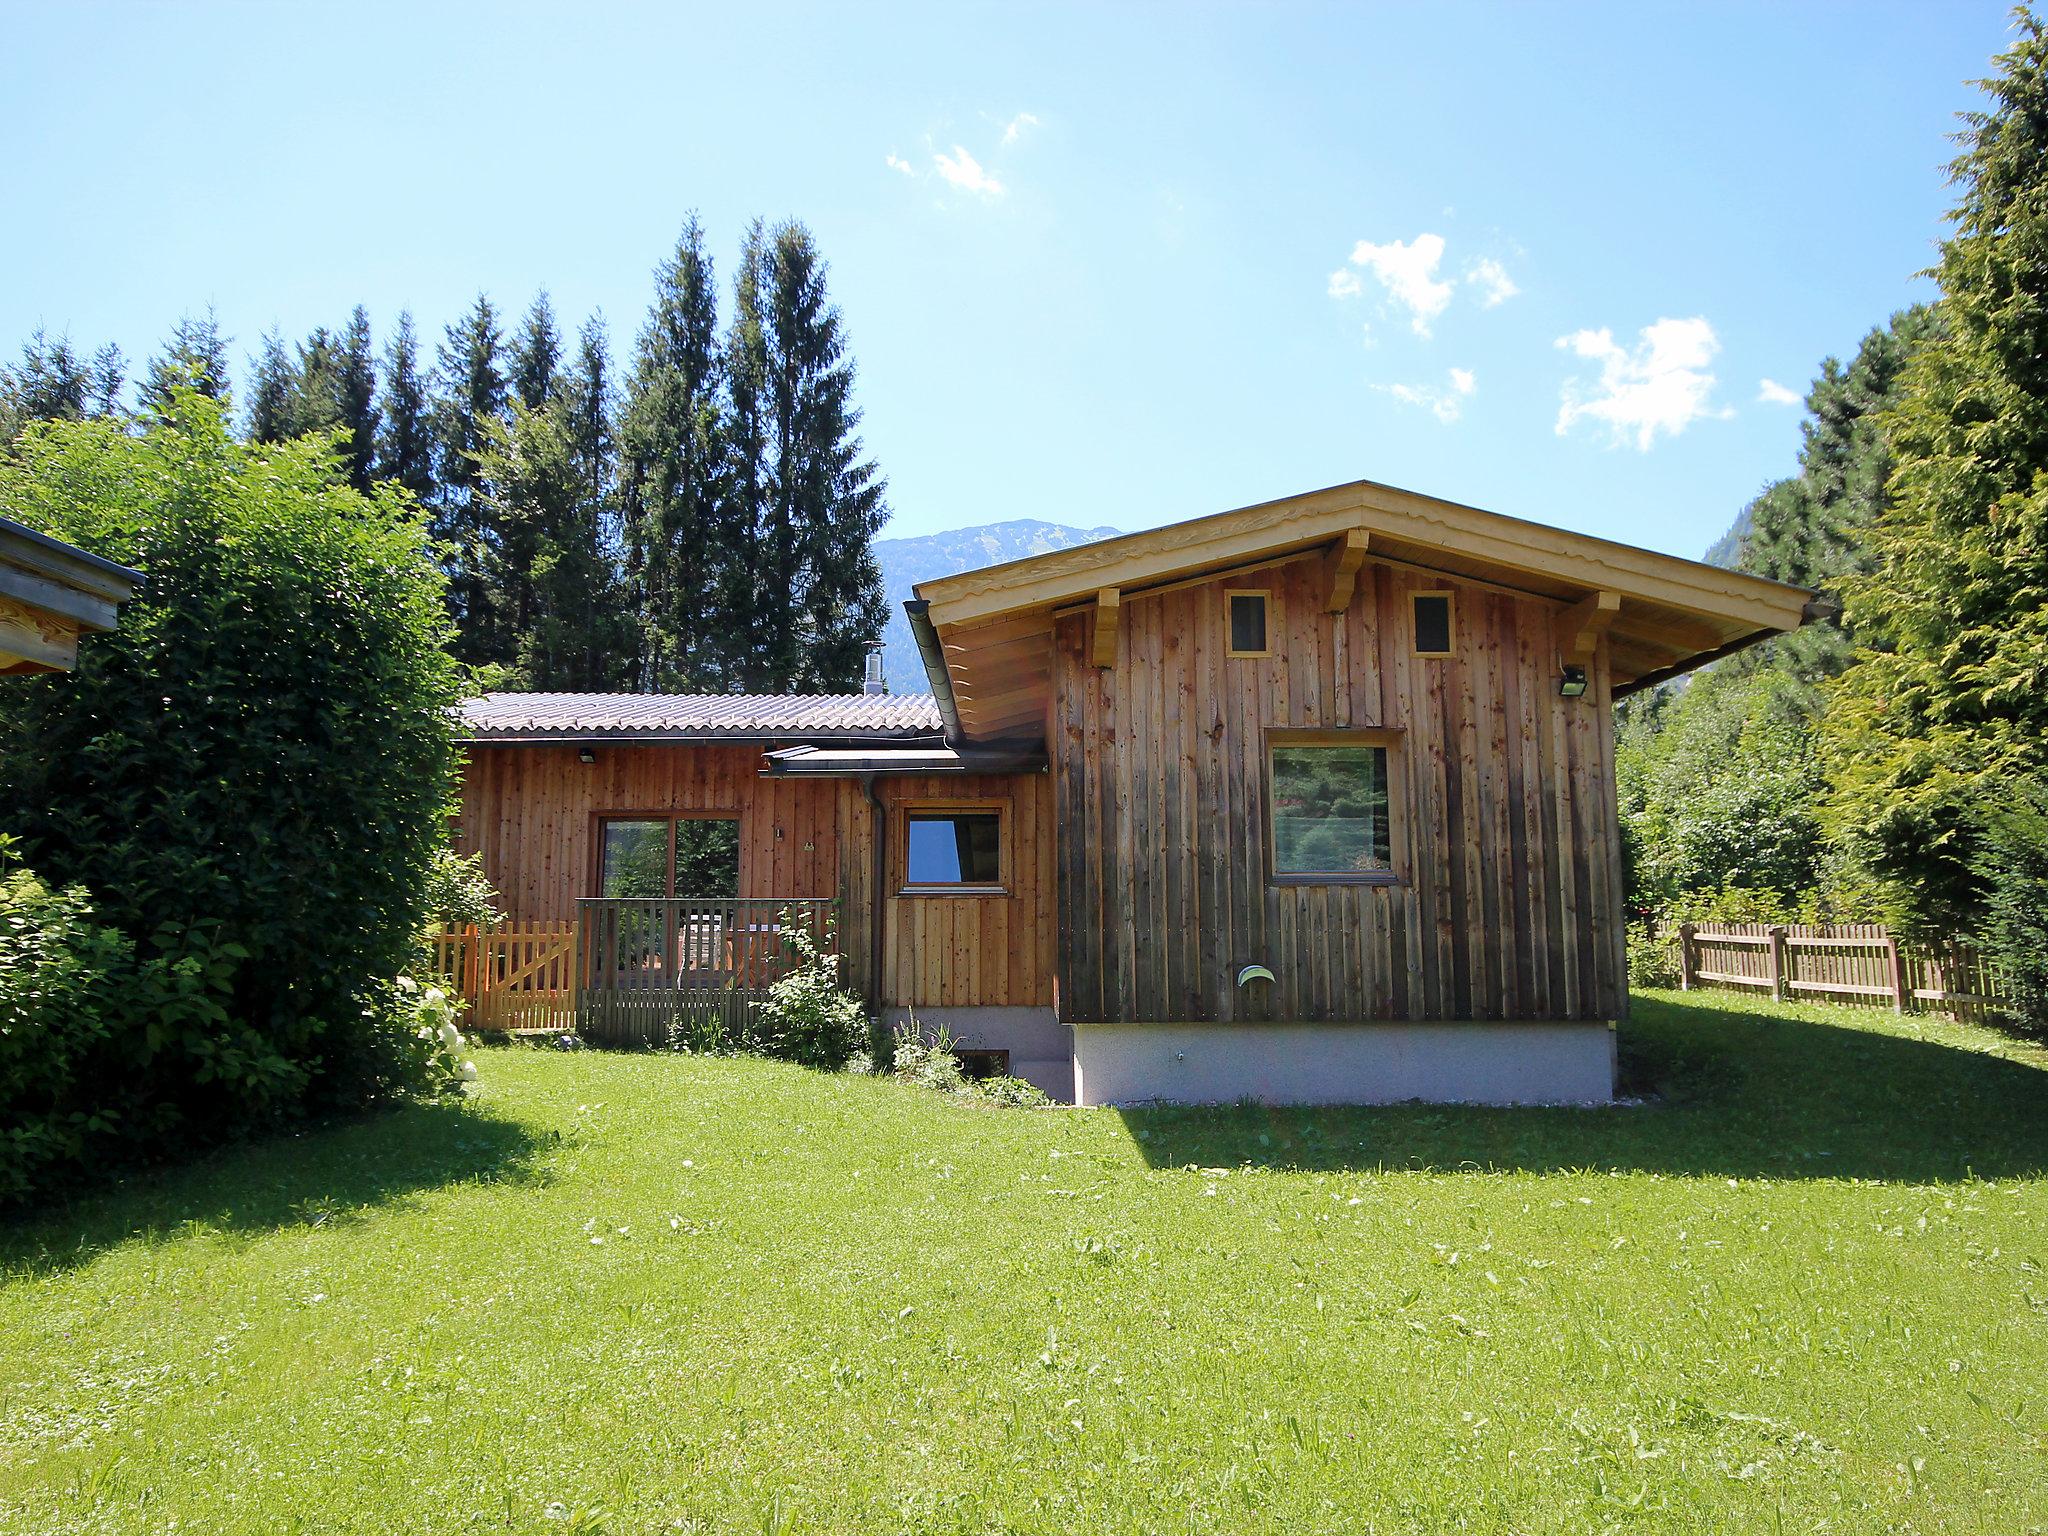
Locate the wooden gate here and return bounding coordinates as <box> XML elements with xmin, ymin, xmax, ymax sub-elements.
<box><xmin>430</xmin><ymin>922</ymin><xmax>579</xmax><ymax>1034</ymax></box>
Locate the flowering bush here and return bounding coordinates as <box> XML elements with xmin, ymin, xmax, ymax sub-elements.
<box><xmin>389</xmin><ymin>975</ymin><xmax>477</xmax><ymax>1098</ymax></box>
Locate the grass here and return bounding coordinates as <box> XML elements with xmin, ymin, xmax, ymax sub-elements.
<box><xmin>2</xmin><ymin>993</ymin><xmax>2046</xmax><ymax>1535</ymax></box>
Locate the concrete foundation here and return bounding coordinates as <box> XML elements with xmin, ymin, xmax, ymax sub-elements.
<box><xmin>1071</xmin><ymin>1021</ymin><xmax>1616</xmax><ymax>1107</ymax></box>
<box><xmin>883</xmin><ymin>1006</ymin><xmax>1074</xmax><ymax>1102</ymax></box>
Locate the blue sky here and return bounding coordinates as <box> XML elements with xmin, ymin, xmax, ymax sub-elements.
<box><xmin>0</xmin><ymin>1</ymin><xmax>2013</xmax><ymax>558</ymax></box>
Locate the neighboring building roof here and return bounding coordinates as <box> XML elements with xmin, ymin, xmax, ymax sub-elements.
<box><xmin>911</xmin><ymin>476</ymin><xmax>1819</xmax><ymax>740</ymax></box>
<box><xmin>457</xmin><ymin>691</ymin><xmax>945</xmax><ymax>743</ymax></box>
<box><xmin>0</xmin><ymin>514</ymin><xmax>144</xmax><ymax>676</ymax></box>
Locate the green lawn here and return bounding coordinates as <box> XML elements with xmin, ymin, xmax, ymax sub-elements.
<box><xmin>3</xmin><ymin>993</ymin><xmax>2046</xmax><ymax>1535</ymax></box>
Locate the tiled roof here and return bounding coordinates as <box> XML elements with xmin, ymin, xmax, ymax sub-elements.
<box><xmin>457</xmin><ymin>692</ymin><xmax>945</xmax><ymax>742</ymax></box>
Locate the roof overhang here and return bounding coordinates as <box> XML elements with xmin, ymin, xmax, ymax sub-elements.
<box><xmin>910</xmin><ymin>477</ymin><xmax>1815</xmax><ymax>742</ymax></box>
<box><xmin>0</xmin><ymin>515</ymin><xmax>142</xmax><ymax>676</ymax></box>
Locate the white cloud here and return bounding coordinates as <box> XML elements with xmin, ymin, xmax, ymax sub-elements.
<box><xmin>1338</xmin><ymin>233</ymin><xmax>1454</xmax><ymax>337</ymax></box>
<box><xmin>1756</xmin><ymin>377</ymin><xmax>1801</xmax><ymax>406</ymax></box>
<box><xmin>933</xmin><ymin>144</ymin><xmax>1004</xmax><ymax>198</ymax></box>
<box><xmin>1554</xmin><ymin>316</ymin><xmax>1731</xmax><ymax>450</ymax></box>
<box><xmin>885</xmin><ymin>153</ymin><xmax>915</xmax><ymax>177</ymax></box>
<box><xmin>1380</xmin><ymin>367</ymin><xmax>1477</xmax><ymax>424</ymax></box>
<box><xmin>1001</xmin><ymin>112</ymin><xmax>1040</xmax><ymax>145</ymax></box>
<box><xmin>1327</xmin><ymin>268</ymin><xmax>1364</xmax><ymax>300</ymax></box>
<box><xmin>1465</xmin><ymin>257</ymin><xmax>1519</xmax><ymax>308</ymax></box>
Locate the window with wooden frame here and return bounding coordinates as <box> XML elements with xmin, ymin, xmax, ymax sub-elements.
<box><xmin>595</xmin><ymin>815</ymin><xmax>740</xmax><ymax>898</ymax></box>
<box><xmin>1226</xmin><ymin>589</ymin><xmax>1271</xmax><ymax>657</ymax></box>
<box><xmin>898</xmin><ymin>802</ymin><xmax>1007</xmax><ymax>894</ymax></box>
<box><xmin>1265</xmin><ymin>729</ymin><xmax>1399</xmax><ymax>885</ymax></box>
<box><xmin>1411</xmin><ymin>590</ymin><xmax>1456</xmax><ymax>657</ymax></box>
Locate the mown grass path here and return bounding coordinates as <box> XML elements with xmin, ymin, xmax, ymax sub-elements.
<box><xmin>3</xmin><ymin>992</ymin><xmax>2045</xmax><ymax>1534</ymax></box>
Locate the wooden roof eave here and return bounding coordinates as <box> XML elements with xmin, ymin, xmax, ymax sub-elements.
<box><xmin>914</xmin><ymin>478</ymin><xmax>1812</xmax><ymax>638</ymax></box>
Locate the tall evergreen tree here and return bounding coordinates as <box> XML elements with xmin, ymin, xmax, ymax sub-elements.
<box><xmin>332</xmin><ymin>305</ymin><xmax>379</xmax><ymax>492</ymax></box>
<box><xmin>749</xmin><ymin>220</ymin><xmax>887</xmax><ymax>692</ymax></box>
<box><xmin>245</xmin><ymin>331</ymin><xmax>297</xmax><ymax>444</ymax></box>
<box><xmin>376</xmin><ymin>311</ymin><xmax>437</xmax><ymax>503</ymax></box>
<box><xmin>140</xmin><ymin>309</ymin><xmax>231</xmax><ymax>418</ymax></box>
<box><xmin>719</xmin><ymin>222</ymin><xmax>772</xmax><ymax>684</ymax></box>
<box><xmin>5</xmin><ymin>329</ymin><xmax>92</xmax><ymax>424</ymax></box>
<box><xmin>292</xmin><ymin>326</ymin><xmax>344</xmax><ymax>437</ymax></box>
<box><xmin>619</xmin><ymin>219</ymin><xmax>724</xmax><ymax>690</ymax></box>
<box><xmin>1823</xmin><ymin>11</ymin><xmax>2048</xmax><ymax>929</ymax></box>
<box><xmin>508</xmin><ymin>293</ymin><xmax>562</xmax><ymax>412</ymax></box>
<box><xmin>431</xmin><ymin>295</ymin><xmax>510</xmax><ymax>663</ymax></box>
<box><xmin>86</xmin><ymin>344</ymin><xmax>127</xmax><ymax>420</ymax></box>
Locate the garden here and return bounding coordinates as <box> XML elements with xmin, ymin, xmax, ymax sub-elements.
<box><xmin>3</xmin><ymin>991</ymin><xmax>2045</xmax><ymax>1533</ymax></box>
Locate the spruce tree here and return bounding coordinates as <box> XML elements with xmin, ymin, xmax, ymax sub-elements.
<box><xmin>619</xmin><ymin>219</ymin><xmax>724</xmax><ymax>690</ymax></box>
<box><xmin>375</xmin><ymin>311</ymin><xmax>436</xmax><ymax>503</ymax></box>
<box><xmin>86</xmin><ymin>344</ymin><xmax>127</xmax><ymax>420</ymax></box>
<box><xmin>508</xmin><ymin>293</ymin><xmax>562</xmax><ymax>411</ymax></box>
<box><xmin>1822</xmin><ymin>11</ymin><xmax>2048</xmax><ymax>929</ymax></box>
<box><xmin>720</xmin><ymin>222</ymin><xmax>772</xmax><ymax>684</ymax></box>
<box><xmin>333</xmin><ymin>305</ymin><xmax>379</xmax><ymax>492</ymax></box>
<box><xmin>292</xmin><ymin>326</ymin><xmax>343</xmax><ymax>436</ymax></box>
<box><xmin>431</xmin><ymin>295</ymin><xmax>510</xmax><ymax>663</ymax></box>
<box><xmin>751</xmin><ymin>220</ymin><xmax>887</xmax><ymax>692</ymax></box>
<box><xmin>245</xmin><ymin>331</ymin><xmax>297</xmax><ymax>443</ymax></box>
<box><xmin>140</xmin><ymin>309</ymin><xmax>231</xmax><ymax>418</ymax></box>
<box><xmin>6</xmin><ymin>329</ymin><xmax>91</xmax><ymax>423</ymax></box>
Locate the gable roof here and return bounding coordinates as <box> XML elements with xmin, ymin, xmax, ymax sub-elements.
<box><xmin>910</xmin><ymin>476</ymin><xmax>1817</xmax><ymax>742</ymax></box>
<box><xmin>458</xmin><ymin>692</ymin><xmax>943</xmax><ymax>743</ymax></box>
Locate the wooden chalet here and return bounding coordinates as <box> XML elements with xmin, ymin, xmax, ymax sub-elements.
<box><xmin>454</xmin><ymin>477</ymin><xmax>1815</xmax><ymax>1104</ymax></box>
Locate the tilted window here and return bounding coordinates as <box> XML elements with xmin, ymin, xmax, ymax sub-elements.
<box><xmin>904</xmin><ymin>808</ymin><xmax>1003</xmax><ymax>889</ymax></box>
<box><xmin>1268</xmin><ymin>739</ymin><xmax>1394</xmax><ymax>882</ymax></box>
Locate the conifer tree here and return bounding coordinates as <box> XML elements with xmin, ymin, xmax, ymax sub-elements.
<box><xmin>333</xmin><ymin>305</ymin><xmax>379</xmax><ymax>492</ymax></box>
<box><xmin>292</xmin><ymin>327</ymin><xmax>343</xmax><ymax>436</ymax></box>
<box><xmin>749</xmin><ymin>219</ymin><xmax>887</xmax><ymax>692</ymax></box>
<box><xmin>431</xmin><ymin>295</ymin><xmax>509</xmax><ymax>663</ymax></box>
<box><xmin>1823</xmin><ymin>11</ymin><xmax>2048</xmax><ymax>929</ymax></box>
<box><xmin>86</xmin><ymin>345</ymin><xmax>127</xmax><ymax>420</ymax></box>
<box><xmin>5</xmin><ymin>329</ymin><xmax>92</xmax><ymax>424</ymax></box>
<box><xmin>140</xmin><ymin>309</ymin><xmax>231</xmax><ymax>418</ymax></box>
<box><xmin>375</xmin><ymin>311</ymin><xmax>436</xmax><ymax>503</ymax></box>
<box><xmin>245</xmin><ymin>331</ymin><xmax>297</xmax><ymax>443</ymax></box>
<box><xmin>619</xmin><ymin>220</ymin><xmax>723</xmax><ymax>689</ymax></box>
<box><xmin>508</xmin><ymin>293</ymin><xmax>562</xmax><ymax>412</ymax></box>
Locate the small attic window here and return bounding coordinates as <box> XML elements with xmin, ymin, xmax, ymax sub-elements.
<box><xmin>1227</xmin><ymin>590</ymin><xmax>1270</xmax><ymax>657</ymax></box>
<box><xmin>1412</xmin><ymin>591</ymin><xmax>1455</xmax><ymax>656</ymax></box>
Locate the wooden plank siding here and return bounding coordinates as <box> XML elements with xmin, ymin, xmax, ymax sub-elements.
<box><xmin>452</xmin><ymin>744</ymin><xmax>1053</xmax><ymax>1014</ymax></box>
<box><xmin>1050</xmin><ymin>556</ymin><xmax>1628</xmax><ymax>1024</ymax></box>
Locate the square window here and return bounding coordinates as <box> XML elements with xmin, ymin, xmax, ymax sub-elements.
<box><xmin>1227</xmin><ymin>590</ymin><xmax>1270</xmax><ymax>656</ymax></box>
<box><xmin>1269</xmin><ymin>742</ymin><xmax>1393</xmax><ymax>879</ymax></box>
<box><xmin>905</xmin><ymin>810</ymin><xmax>1003</xmax><ymax>886</ymax></box>
<box><xmin>596</xmin><ymin>816</ymin><xmax>739</xmax><ymax>898</ymax></box>
<box><xmin>1413</xmin><ymin>592</ymin><xmax>1454</xmax><ymax>656</ymax></box>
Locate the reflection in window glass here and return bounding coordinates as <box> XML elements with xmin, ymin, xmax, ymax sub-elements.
<box><xmin>1270</xmin><ymin>745</ymin><xmax>1391</xmax><ymax>876</ymax></box>
<box><xmin>600</xmin><ymin>820</ymin><xmax>670</xmax><ymax>897</ymax></box>
<box><xmin>674</xmin><ymin>819</ymin><xmax>740</xmax><ymax>897</ymax></box>
<box><xmin>907</xmin><ymin>812</ymin><xmax>1002</xmax><ymax>885</ymax></box>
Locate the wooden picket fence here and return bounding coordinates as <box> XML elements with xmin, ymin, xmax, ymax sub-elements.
<box><xmin>429</xmin><ymin>922</ymin><xmax>579</xmax><ymax>1034</ymax></box>
<box><xmin>1667</xmin><ymin>920</ymin><xmax>2012</xmax><ymax>1023</ymax></box>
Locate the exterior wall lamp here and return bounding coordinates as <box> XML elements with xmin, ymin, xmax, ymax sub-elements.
<box><xmin>578</xmin><ymin>745</ymin><xmax>597</xmax><ymax>764</ymax></box>
<box><xmin>1558</xmin><ymin>665</ymin><xmax>1588</xmax><ymax>698</ymax></box>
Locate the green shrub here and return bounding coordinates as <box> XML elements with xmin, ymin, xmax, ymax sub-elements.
<box><xmin>745</xmin><ymin>917</ymin><xmax>867</xmax><ymax>1070</ymax></box>
<box><xmin>422</xmin><ymin>849</ymin><xmax>503</xmax><ymax>930</ymax></box>
<box><xmin>1973</xmin><ymin>774</ymin><xmax>2048</xmax><ymax>1035</ymax></box>
<box><xmin>0</xmin><ymin>393</ymin><xmax>464</xmax><ymax>1196</ymax></box>
<box><xmin>970</xmin><ymin>1074</ymin><xmax>1051</xmax><ymax>1108</ymax></box>
<box><xmin>889</xmin><ymin>1018</ymin><xmax>966</xmax><ymax>1093</ymax></box>
<box><xmin>1625</xmin><ymin>919</ymin><xmax>1679</xmax><ymax>991</ymax></box>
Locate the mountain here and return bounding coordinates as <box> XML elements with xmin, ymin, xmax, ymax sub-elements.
<box><xmin>1702</xmin><ymin>504</ymin><xmax>1751</xmax><ymax>570</ymax></box>
<box><xmin>871</xmin><ymin>519</ymin><xmax>1123</xmax><ymax>694</ymax></box>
